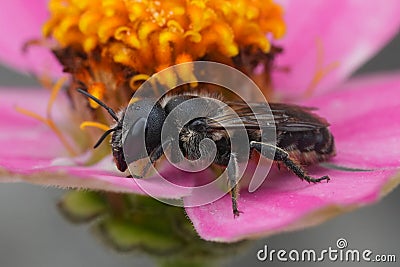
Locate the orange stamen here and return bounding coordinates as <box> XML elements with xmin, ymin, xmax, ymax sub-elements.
<box><xmin>15</xmin><ymin>77</ymin><xmax>78</xmax><ymax>156</ymax></box>
<box><xmin>304</xmin><ymin>38</ymin><xmax>340</xmax><ymax>97</ymax></box>
<box><xmin>129</xmin><ymin>74</ymin><xmax>151</xmax><ymax>89</ymax></box>
<box><xmin>80</xmin><ymin>121</ymin><xmax>110</xmax><ymax>131</ymax></box>
<box><xmin>176</xmin><ymin>54</ymin><xmax>198</xmax><ymax>88</ymax></box>
<box><xmin>15</xmin><ymin>107</ymin><xmax>78</xmax><ymax>157</ymax></box>
<box><xmin>47</xmin><ymin>76</ymin><xmax>67</xmax><ymax>117</ymax></box>
<box><xmin>87</xmin><ymin>82</ymin><xmax>106</xmax><ymax>109</ymax></box>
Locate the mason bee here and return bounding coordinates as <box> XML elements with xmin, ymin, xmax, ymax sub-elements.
<box><xmin>78</xmin><ymin>89</ymin><xmax>335</xmax><ymax>217</ymax></box>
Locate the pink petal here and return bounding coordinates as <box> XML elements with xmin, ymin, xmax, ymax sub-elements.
<box><xmin>0</xmin><ymin>87</ymin><xmax>196</xmax><ymax>198</ymax></box>
<box><xmin>273</xmin><ymin>0</ymin><xmax>400</xmax><ymax>98</ymax></box>
<box><xmin>186</xmin><ymin>168</ymin><xmax>399</xmax><ymax>242</ymax></box>
<box><xmin>186</xmin><ymin>71</ymin><xmax>400</xmax><ymax>241</ymax></box>
<box><xmin>0</xmin><ymin>1</ymin><xmax>62</xmax><ymax>76</ymax></box>
<box><xmin>304</xmin><ymin>71</ymin><xmax>400</xmax><ymax>169</ymax></box>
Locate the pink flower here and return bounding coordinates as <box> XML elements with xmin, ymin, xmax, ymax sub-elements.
<box><xmin>1</xmin><ymin>0</ymin><xmax>400</xmax><ymax>243</ymax></box>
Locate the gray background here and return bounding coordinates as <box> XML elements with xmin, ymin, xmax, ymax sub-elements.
<box><xmin>1</xmin><ymin>33</ymin><xmax>399</xmax><ymax>267</ymax></box>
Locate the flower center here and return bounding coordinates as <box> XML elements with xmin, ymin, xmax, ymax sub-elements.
<box><xmin>44</xmin><ymin>0</ymin><xmax>285</xmax><ymax>73</ymax></box>
<box><xmin>44</xmin><ymin>0</ymin><xmax>285</xmax><ymax>101</ymax></box>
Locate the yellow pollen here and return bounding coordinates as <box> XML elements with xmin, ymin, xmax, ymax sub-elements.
<box><xmin>15</xmin><ymin>77</ymin><xmax>78</xmax><ymax>156</ymax></box>
<box><xmin>43</xmin><ymin>0</ymin><xmax>286</xmax><ymax>74</ymax></box>
<box><xmin>304</xmin><ymin>38</ymin><xmax>340</xmax><ymax>97</ymax></box>
<box><xmin>80</xmin><ymin>121</ymin><xmax>110</xmax><ymax>131</ymax></box>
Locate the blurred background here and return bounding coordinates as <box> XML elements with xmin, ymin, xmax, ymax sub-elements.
<box><xmin>0</xmin><ymin>33</ymin><xmax>399</xmax><ymax>267</ymax></box>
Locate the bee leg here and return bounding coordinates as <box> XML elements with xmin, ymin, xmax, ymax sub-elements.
<box><xmin>133</xmin><ymin>141</ymin><xmax>170</xmax><ymax>179</ymax></box>
<box><xmin>135</xmin><ymin>145</ymin><xmax>164</xmax><ymax>179</ymax></box>
<box><xmin>227</xmin><ymin>153</ymin><xmax>242</xmax><ymax>218</ymax></box>
<box><xmin>250</xmin><ymin>141</ymin><xmax>330</xmax><ymax>183</ymax></box>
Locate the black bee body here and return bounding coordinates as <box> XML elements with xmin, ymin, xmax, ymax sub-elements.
<box><xmin>78</xmin><ymin>89</ymin><xmax>335</xmax><ymax>217</ymax></box>
<box><xmin>169</xmin><ymin>97</ymin><xmax>335</xmax><ymax>216</ymax></box>
<box><xmin>173</xmin><ymin>97</ymin><xmax>336</xmax><ymax>164</ymax></box>
<box><xmin>272</xmin><ymin>104</ymin><xmax>336</xmax><ymax>165</ymax></box>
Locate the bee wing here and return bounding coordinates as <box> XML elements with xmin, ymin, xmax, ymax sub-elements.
<box><xmin>206</xmin><ymin>102</ymin><xmax>329</xmax><ymax>131</ymax></box>
<box><xmin>269</xmin><ymin>103</ymin><xmax>330</xmax><ymax>131</ymax></box>
<box><xmin>207</xmin><ymin>102</ymin><xmax>274</xmax><ymax>129</ymax></box>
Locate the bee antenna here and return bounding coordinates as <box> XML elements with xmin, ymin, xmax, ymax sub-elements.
<box><xmin>93</xmin><ymin>128</ymin><xmax>116</xmax><ymax>148</ymax></box>
<box><xmin>77</xmin><ymin>88</ymin><xmax>120</xmax><ymax>122</ymax></box>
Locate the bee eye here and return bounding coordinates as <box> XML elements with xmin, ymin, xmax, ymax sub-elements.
<box><xmin>123</xmin><ymin>118</ymin><xmax>148</xmax><ymax>163</ymax></box>
<box><xmin>123</xmin><ymin>100</ymin><xmax>166</xmax><ymax>163</ymax></box>
<box><xmin>131</xmin><ymin>118</ymin><xmax>146</xmax><ymax>136</ymax></box>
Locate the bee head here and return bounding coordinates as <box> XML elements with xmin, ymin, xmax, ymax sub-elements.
<box><xmin>77</xmin><ymin>89</ymin><xmax>166</xmax><ymax>172</ymax></box>
<box><xmin>122</xmin><ymin>99</ymin><xmax>166</xmax><ymax>164</ymax></box>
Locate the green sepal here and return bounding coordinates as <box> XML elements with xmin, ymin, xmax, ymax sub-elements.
<box><xmin>58</xmin><ymin>190</ymin><xmax>107</xmax><ymax>223</ymax></box>
<box><xmin>93</xmin><ymin>216</ymin><xmax>184</xmax><ymax>253</ymax></box>
<box><xmin>58</xmin><ymin>191</ymin><xmax>252</xmax><ymax>267</ymax></box>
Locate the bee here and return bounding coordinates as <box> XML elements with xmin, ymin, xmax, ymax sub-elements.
<box><xmin>78</xmin><ymin>88</ymin><xmax>335</xmax><ymax>217</ymax></box>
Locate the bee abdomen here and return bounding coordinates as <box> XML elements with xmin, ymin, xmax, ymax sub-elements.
<box><xmin>277</xmin><ymin>128</ymin><xmax>335</xmax><ymax>165</ymax></box>
<box><xmin>314</xmin><ymin>128</ymin><xmax>335</xmax><ymax>155</ymax></box>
